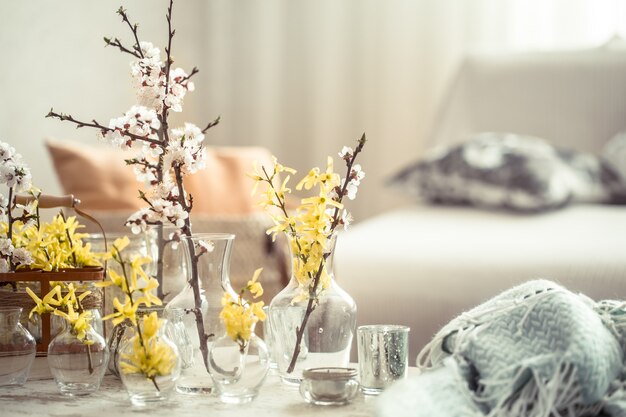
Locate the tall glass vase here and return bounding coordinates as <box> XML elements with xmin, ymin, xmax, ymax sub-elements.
<box><xmin>164</xmin><ymin>233</ymin><xmax>238</xmax><ymax>395</ymax></box>
<box><xmin>269</xmin><ymin>234</ymin><xmax>357</xmax><ymax>385</ymax></box>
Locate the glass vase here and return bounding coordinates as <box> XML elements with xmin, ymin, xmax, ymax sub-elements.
<box><xmin>0</xmin><ymin>306</ymin><xmax>36</xmax><ymax>386</ymax></box>
<box><xmin>107</xmin><ymin>306</ymin><xmax>192</xmax><ymax>378</ymax></box>
<box><xmin>160</xmin><ymin>226</ymin><xmax>189</xmax><ymax>304</ymax></box>
<box><xmin>47</xmin><ymin>321</ymin><xmax>109</xmax><ymax>396</ymax></box>
<box><xmin>118</xmin><ymin>317</ymin><xmax>181</xmax><ymax>406</ymax></box>
<box><xmin>208</xmin><ymin>331</ymin><xmax>270</xmax><ymax>404</ymax></box>
<box><xmin>164</xmin><ymin>233</ymin><xmax>238</xmax><ymax>395</ymax></box>
<box><xmin>269</xmin><ymin>234</ymin><xmax>357</xmax><ymax>384</ymax></box>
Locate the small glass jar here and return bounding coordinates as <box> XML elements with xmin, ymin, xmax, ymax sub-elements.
<box><xmin>47</xmin><ymin>321</ymin><xmax>109</xmax><ymax>396</ymax></box>
<box><xmin>0</xmin><ymin>306</ymin><xmax>36</xmax><ymax>386</ymax></box>
<box><xmin>208</xmin><ymin>332</ymin><xmax>270</xmax><ymax>404</ymax></box>
<box><xmin>299</xmin><ymin>367</ymin><xmax>359</xmax><ymax>406</ymax></box>
<box><xmin>118</xmin><ymin>316</ymin><xmax>181</xmax><ymax>406</ymax></box>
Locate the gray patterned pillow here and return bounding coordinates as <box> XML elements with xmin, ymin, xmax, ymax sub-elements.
<box><xmin>389</xmin><ymin>133</ymin><xmax>625</xmax><ymax>212</ymax></box>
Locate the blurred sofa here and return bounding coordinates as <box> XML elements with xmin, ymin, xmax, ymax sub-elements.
<box><xmin>47</xmin><ymin>139</ymin><xmax>289</xmax><ymax>306</ymax></box>
<box><xmin>335</xmin><ymin>48</ymin><xmax>626</xmax><ymax>362</ymax></box>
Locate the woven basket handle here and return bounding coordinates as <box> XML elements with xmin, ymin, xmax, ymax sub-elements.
<box><xmin>14</xmin><ymin>193</ymin><xmax>107</xmax><ymax>251</ymax></box>
<box><xmin>14</xmin><ymin>194</ymin><xmax>79</xmax><ymax>208</ymax></box>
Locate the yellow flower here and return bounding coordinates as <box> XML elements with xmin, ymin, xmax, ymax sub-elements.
<box><xmin>104</xmin><ymin>296</ymin><xmax>139</xmax><ymax>326</ymax></box>
<box><xmin>140</xmin><ymin>312</ymin><xmax>160</xmax><ymax>340</ymax></box>
<box><xmin>54</xmin><ymin>305</ymin><xmax>93</xmax><ymax>343</ymax></box>
<box><xmin>296</xmin><ymin>167</ymin><xmax>320</xmax><ymax>191</ymax></box>
<box><xmin>120</xmin><ymin>333</ymin><xmax>176</xmax><ymax>378</ymax></box>
<box><xmin>135</xmin><ymin>278</ymin><xmax>162</xmax><ymax>307</ymax></box>
<box><xmin>25</xmin><ymin>286</ymin><xmax>61</xmax><ymax>318</ymax></box>
<box><xmin>246</xmin><ymin>268</ymin><xmax>264</xmax><ymax>298</ymax></box>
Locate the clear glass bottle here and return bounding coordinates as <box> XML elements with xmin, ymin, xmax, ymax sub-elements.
<box><xmin>165</xmin><ymin>233</ymin><xmax>238</xmax><ymax>395</ymax></box>
<box><xmin>269</xmin><ymin>234</ymin><xmax>357</xmax><ymax>384</ymax></box>
<box><xmin>47</xmin><ymin>320</ymin><xmax>109</xmax><ymax>396</ymax></box>
<box><xmin>0</xmin><ymin>306</ymin><xmax>36</xmax><ymax>386</ymax></box>
<box><xmin>208</xmin><ymin>330</ymin><xmax>270</xmax><ymax>404</ymax></box>
<box><xmin>118</xmin><ymin>316</ymin><xmax>181</xmax><ymax>406</ymax></box>
<box><xmin>160</xmin><ymin>226</ymin><xmax>189</xmax><ymax>304</ymax></box>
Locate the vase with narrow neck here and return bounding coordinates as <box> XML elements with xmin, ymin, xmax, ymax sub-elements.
<box><xmin>160</xmin><ymin>225</ymin><xmax>189</xmax><ymax>304</ymax></box>
<box><xmin>47</xmin><ymin>320</ymin><xmax>109</xmax><ymax>396</ymax></box>
<box><xmin>0</xmin><ymin>307</ymin><xmax>36</xmax><ymax>386</ymax></box>
<box><xmin>268</xmin><ymin>233</ymin><xmax>357</xmax><ymax>385</ymax></box>
<box><xmin>164</xmin><ymin>233</ymin><xmax>238</xmax><ymax>395</ymax></box>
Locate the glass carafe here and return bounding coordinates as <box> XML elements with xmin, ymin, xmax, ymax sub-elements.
<box><xmin>0</xmin><ymin>306</ymin><xmax>36</xmax><ymax>386</ymax></box>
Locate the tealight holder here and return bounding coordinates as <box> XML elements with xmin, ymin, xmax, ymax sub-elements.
<box><xmin>299</xmin><ymin>367</ymin><xmax>359</xmax><ymax>406</ymax></box>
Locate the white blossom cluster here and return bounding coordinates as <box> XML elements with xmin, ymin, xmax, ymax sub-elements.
<box><xmin>0</xmin><ymin>142</ymin><xmax>32</xmax><ymax>194</ymax></box>
<box><xmin>0</xmin><ymin>238</ymin><xmax>32</xmax><ymax>273</ymax></box>
<box><xmin>331</xmin><ymin>146</ymin><xmax>366</xmax><ymax>230</ymax></box>
<box><xmin>0</xmin><ymin>141</ymin><xmax>35</xmax><ymax>272</ymax></box>
<box><xmin>130</xmin><ymin>42</ymin><xmax>195</xmax><ymax>113</ymax></box>
<box><xmin>94</xmin><ymin>40</ymin><xmax>206</xmax><ymax>234</ymax></box>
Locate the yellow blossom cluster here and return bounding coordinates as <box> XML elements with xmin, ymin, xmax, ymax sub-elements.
<box><xmin>9</xmin><ymin>214</ymin><xmax>100</xmax><ymax>271</ymax></box>
<box><xmin>97</xmin><ymin>236</ymin><xmax>174</xmax><ymax>381</ymax></box>
<box><xmin>96</xmin><ymin>236</ymin><xmax>162</xmax><ymax>326</ymax></box>
<box><xmin>25</xmin><ymin>282</ymin><xmax>95</xmax><ymax>344</ymax></box>
<box><xmin>220</xmin><ymin>268</ymin><xmax>266</xmax><ymax>349</ymax></box>
<box><xmin>249</xmin><ymin>156</ymin><xmax>343</xmax><ymax>302</ymax></box>
<box><xmin>119</xmin><ymin>312</ymin><xmax>177</xmax><ymax>378</ymax></box>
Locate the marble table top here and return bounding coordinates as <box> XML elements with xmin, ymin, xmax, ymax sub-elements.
<box><xmin>0</xmin><ymin>360</ymin><xmax>418</xmax><ymax>417</ymax></box>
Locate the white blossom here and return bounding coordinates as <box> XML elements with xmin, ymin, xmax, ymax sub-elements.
<box><xmin>126</xmin><ymin>208</ymin><xmax>152</xmax><ymax>234</ymax></box>
<box><xmin>196</xmin><ymin>239</ymin><xmax>214</xmax><ymax>255</ymax></box>
<box><xmin>0</xmin><ymin>142</ymin><xmax>15</xmax><ymax>161</ymax></box>
<box><xmin>102</xmin><ymin>106</ymin><xmax>161</xmax><ymax>147</ymax></box>
<box><xmin>139</xmin><ymin>42</ymin><xmax>161</xmax><ymax>61</ymax></box>
<box><xmin>165</xmin><ymin>123</ymin><xmax>206</xmax><ymax>175</ymax></box>
<box><xmin>0</xmin><ymin>258</ymin><xmax>9</xmax><ymax>273</ymax></box>
<box><xmin>339</xmin><ymin>146</ymin><xmax>353</xmax><ymax>160</ymax></box>
<box><xmin>165</xmin><ymin>68</ymin><xmax>195</xmax><ymax>113</ymax></box>
<box><xmin>0</xmin><ymin>238</ymin><xmax>14</xmax><ymax>257</ymax></box>
<box><xmin>12</xmin><ymin>247</ymin><xmax>32</xmax><ymax>267</ymax></box>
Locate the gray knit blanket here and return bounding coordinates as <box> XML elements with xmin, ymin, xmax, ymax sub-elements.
<box><xmin>377</xmin><ymin>280</ymin><xmax>626</xmax><ymax>417</ymax></box>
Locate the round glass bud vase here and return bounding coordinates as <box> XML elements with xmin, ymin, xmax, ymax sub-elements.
<box><xmin>269</xmin><ymin>234</ymin><xmax>357</xmax><ymax>385</ymax></box>
<box><xmin>208</xmin><ymin>332</ymin><xmax>270</xmax><ymax>404</ymax></box>
<box><xmin>117</xmin><ymin>317</ymin><xmax>181</xmax><ymax>406</ymax></box>
<box><xmin>164</xmin><ymin>233</ymin><xmax>238</xmax><ymax>395</ymax></box>
<box><xmin>0</xmin><ymin>306</ymin><xmax>36</xmax><ymax>386</ymax></box>
<box><xmin>47</xmin><ymin>321</ymin><xmax>109</xmax><ymax>396</ymax></box>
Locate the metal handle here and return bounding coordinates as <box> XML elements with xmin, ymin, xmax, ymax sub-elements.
<box><xmin>14</xmin><ymin>194</ymin><xmax>80</xmax><ymax>209</ymax></box>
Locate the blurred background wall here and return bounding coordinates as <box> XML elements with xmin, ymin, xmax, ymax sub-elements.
<box><xmin>1</xmin><ymin>0</ymin><xmax>625</xmax><ymax>221</ymax></box>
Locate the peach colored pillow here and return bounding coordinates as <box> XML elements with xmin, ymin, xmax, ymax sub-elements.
<box><xmin>46</xmin><ymin>139</ymin><xmax>144</xmax><ymax>210</ymax></box>
<box><xmin>46</xmin><ymin>139</ymin><xmax>273</xmax><ymax>214</ymax></box>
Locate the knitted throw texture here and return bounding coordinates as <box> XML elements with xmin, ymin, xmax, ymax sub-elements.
<box><xmin>377</xmin><ymin>280</ymin><xmax>626</xmax><ymax>417</ymax></box>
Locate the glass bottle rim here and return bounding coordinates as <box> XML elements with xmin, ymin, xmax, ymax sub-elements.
<box><xmin>0</xmin><ymin>306</ymin><xmax>23</xmax><ymax>314</ymax></box>
<box><xmin>187</xmin><ymin>233</ymin><xmax>235</xmax><ymax>241</ymax></box>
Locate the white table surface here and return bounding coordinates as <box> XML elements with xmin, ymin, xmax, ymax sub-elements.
<box><xmin>0</xmin><ymin>359</ymin><xmax>419</xmax><ymax>417</ymax></box>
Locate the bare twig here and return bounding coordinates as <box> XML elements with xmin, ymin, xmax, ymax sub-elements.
<box><xmin>103</xmin><ymin>37</ymin><xmax>141</xmax><ymax>58</ymax></box>
<box><xmin>201</xmin><ymin>116</ymin><xmax>221</xmax><ymax>134</ymax></box>
<box><xmin>46</xmin><ymin>109</ymin><xmax>161</xmax><ymax>146</ymax></box>
<box><xmin>116</xmin><ymin>6</ymin><xmax>144</xmax><ymax>58</ymax></box>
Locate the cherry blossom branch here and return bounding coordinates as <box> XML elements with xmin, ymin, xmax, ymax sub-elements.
<box><xmin>173</xmin><ymin>164</ymin><xmax>210</xmax><ymax>370</ymax></box>
<box><xmin>116</xmin><ymin>6</ymin><xmax>144</xmax><ymax>58</ymax></box>
<box><xmin>103</xmin><ymin>37</ymin><xmax>141</xmax><ymax>58</ymax></box>
<box><xmin>285</xmin><ymin>134</ymin><xmax>366</xmax><ymax>374</ymax></box>
<box><xmin>46</xmin><ymin>109</ymin><xmax>162</xmax><ymax>146</ymax></box>
<box><xmin>159</xmin><ymin>0</ymin><xmax>175</xmax><ymax>140</ymax></box>
<box><xmin>201</xmin><ymin>116</ymin><xmax>221</xmax><ymax>134</ymax></box>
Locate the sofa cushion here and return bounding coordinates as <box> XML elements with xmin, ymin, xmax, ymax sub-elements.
<box><xmin>47</xmin><ymin>138</ymin><xmax>274</xmax><ymax>214</ymax></box>
<box><xmin>389</xmin><ymin>133</ymin><xmax>624</xmax><ymax>212</ymax></box>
